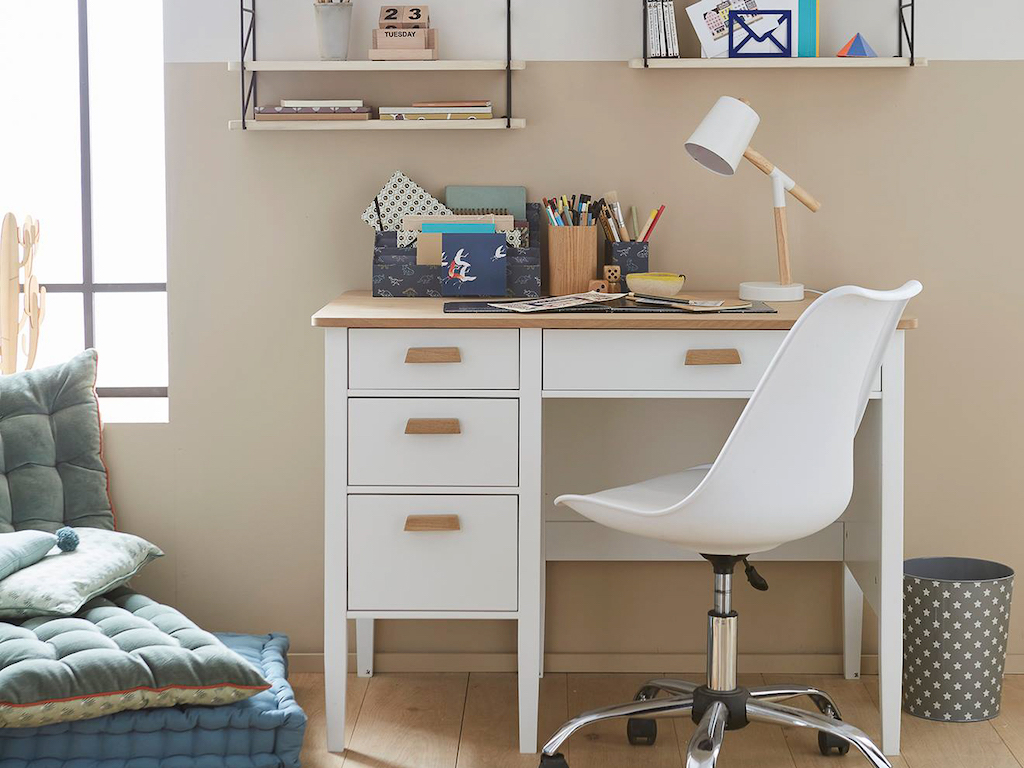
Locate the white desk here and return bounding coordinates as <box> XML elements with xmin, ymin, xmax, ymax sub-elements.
<box><xmin>314</xmin><ymin>291</ymin><xmax>917</xmax><ymax>756</ymax></box>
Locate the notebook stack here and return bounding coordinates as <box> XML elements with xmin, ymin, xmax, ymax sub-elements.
<box><xmin>378</xmin><ymin>100</ymin><xmax>492</xmax><ymax>121</ymax></box>
<box><xmin>254</xmin><ymin>99</ymin><xmax>371</xmax><ymax>122</ymax></box>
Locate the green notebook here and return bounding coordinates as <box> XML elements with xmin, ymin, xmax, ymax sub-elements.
<box><xmin>444</xmin><ymin>185</ymin><xmax>527</xmax><ymax>220</ymax></box>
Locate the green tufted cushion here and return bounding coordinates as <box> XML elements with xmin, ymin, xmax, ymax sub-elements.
<box><xmin>0</xmin><ymin>588</ymin><xmax>270</xmax><ymax>727</ymax></box>
<box><xmin>0</xmin><ymin>350</ymin><xmax>114</xmax><ymax>534</ymax></box>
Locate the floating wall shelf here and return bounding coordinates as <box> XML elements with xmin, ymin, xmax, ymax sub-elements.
<box><xmin>234</xmin><ymin>0</ymin><xmax>522</xmax><ymax>130</ymax></box>
<box><xmin>227</xmin><ymin>60</ymin><xmax>525</xmax><ymax>72</ymax></box>
<box><xmin>628</xmin><ymin>57</ymin><xmax>927</xmax><ymax>69</ymax></box>
<box><xmin>227</xmin><ymin>118</ymin><xmax>526</xmax><ymax>131</ymax></box>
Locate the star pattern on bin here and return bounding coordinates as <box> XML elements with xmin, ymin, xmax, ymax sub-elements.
<box><xmin>903</xmin><ymin>576</ymin><xmax>1013</xmax><ymax>722</ymax></box>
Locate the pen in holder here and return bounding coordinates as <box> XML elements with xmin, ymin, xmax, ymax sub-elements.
<box><xmin>547</xmin><ymin>225</ymin><xmax>598</xmax><ymax>295</ymax></box>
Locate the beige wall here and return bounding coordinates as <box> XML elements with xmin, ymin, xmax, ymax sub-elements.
<box><xmin>110</xmin><ymin>60</ymin><xmax>1024</xmax><ymax>671</ymax></box>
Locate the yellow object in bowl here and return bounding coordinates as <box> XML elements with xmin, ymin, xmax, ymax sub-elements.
<box><xmin>625</xmin><ymin>272</ymin><xmax>687</xmax><ymax>297</ymax></box>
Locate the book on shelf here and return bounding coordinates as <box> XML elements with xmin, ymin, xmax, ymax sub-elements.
<box><xmin>279</xmin><ymin>99</ymin><xmax>364</xmax><ymax>108</ymax></box>
<box><xmin>412</xmin><ymin>100</ymin><xmax>491</xmax><ymax>108</ymax></box>
<box><xmin>379</xmin><ymin>106</ymin><xmax>493</xmax><ymax>115</ymax></box>
<box><xmin>379</xmin><ymin>112</ymin><xmax>493</xmax><ymax>121</ymax></box>
<box><xmin>646</xmin><ymin>0</ymin><xmax>680</xmax><ymax>58</ymax></box>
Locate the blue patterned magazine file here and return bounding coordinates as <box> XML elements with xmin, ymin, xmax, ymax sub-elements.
<box><xmin>441</xmin><ymin>233</ymin><xmax>508</xmax><ymax>297</ymax></box>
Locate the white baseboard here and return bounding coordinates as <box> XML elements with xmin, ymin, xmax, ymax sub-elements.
<box><xmin>289</xmin><ymin>651</ymin><xmax>980</xmax><ymax>676</ymax></box>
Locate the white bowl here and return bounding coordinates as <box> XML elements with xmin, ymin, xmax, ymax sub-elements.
<box><xmin>625</xmin><ymin>272</ymin><xmax>686</xmax><ymax>297</ymax></box>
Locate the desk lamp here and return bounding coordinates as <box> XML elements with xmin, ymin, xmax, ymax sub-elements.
<box><xmin>685</xmin><ymin>96</ymin><xmax>821</xmax><ymax>302</ymax></box>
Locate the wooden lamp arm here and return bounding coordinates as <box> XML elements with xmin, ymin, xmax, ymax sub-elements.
<box><xmin>743</xmin><ymin>147</ymin><xmax>821</xmax><ymax>212</ymax></box>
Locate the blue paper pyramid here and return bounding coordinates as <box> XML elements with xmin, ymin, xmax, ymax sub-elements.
<box><xmin>838</xmin><ymin>33</ymin><xmax>877</xmax><ymax>57</ymax></box>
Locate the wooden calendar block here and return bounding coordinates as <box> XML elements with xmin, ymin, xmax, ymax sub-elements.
<box><xmin>401</xmin><ymin>5</ymin><xmax>429</xmax><ymax>28</ymax></box>
<box><xmin>368</xmin><ymin>47</ymin><xmax>438</xmax><ymax>60</ymax></box>
<box><xmin>372</xmin><ymin>27</ymin><xmax>434</xmax><ymax>49</ymax></box>
<box><xmin>379</xmin><ymin>5</ymin><xmax>403</xmax><ymax>28</ymax></box>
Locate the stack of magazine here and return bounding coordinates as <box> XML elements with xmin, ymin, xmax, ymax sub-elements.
<box><xmin>255</xmin><ymin>99</ymin><xmax>370</xmax><ymax>122</ymax></box>
<box><xmin>646</xmin><ymin>0</ymin><xmax>681</xmax><ymax>58</ymax></box>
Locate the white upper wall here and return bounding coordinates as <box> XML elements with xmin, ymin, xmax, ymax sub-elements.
<box><xmin>165</xmin><ymin>0</ymin><xmax>1023</xmax><ymax>62</ymax></box>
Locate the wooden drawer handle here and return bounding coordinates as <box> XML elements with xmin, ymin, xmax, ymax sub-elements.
<box><xmin>405</xmin><ymin>346</ymin><xmax>462</xmax><ymax>364</ymax></box>
<box><xmin>404</xmin><ymin>418</ymin><xmax>461</xmax><ymax>435</ymax></box>
<box><xmin>685</xmin><ymin>349</ymin><xmax>742</xmax><ymax>366</ymax></box>
<box><xmin>404</xmin><ymin>514</ymin><xmax>461</xmax><ymax>532</ymax></box>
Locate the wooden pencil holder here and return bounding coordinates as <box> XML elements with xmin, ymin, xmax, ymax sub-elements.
<box><xmin>546</xmin><ymin>225</ymin><xmax>598</xmax><ymax>296</ymax></box>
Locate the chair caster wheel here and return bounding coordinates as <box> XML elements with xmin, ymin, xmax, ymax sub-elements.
<box><xmin>539</xmin><ymin>753</ymin><xmax>569</xmax><ymax>767</ymax></box>
<box><xmin>627</xmin><ymin>717</ymin><xmax>657</xmax><ymax>745</ymax></box>
<box><xmin>818</xmin><ymin>731</ymin><xmax>851</xmax><ymax>756</ymax></box>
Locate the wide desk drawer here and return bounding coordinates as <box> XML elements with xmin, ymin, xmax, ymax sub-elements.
<box><xmin>544</xmin><ymin>329</ymin><xmax>785</xmax><ymax>391</ymax></box>
<box><xmin>348</xmin><ymin>398</ymin><xmax>519</xmax><ymax>486</ymax></box>
<box><xmin>349</xmin><ymin>329</ymin><xmax>519</xmax><ymax>390</ymax></box>
<box><xmin>348</xmin><ymin>495</ymin><xmax>518</xmax><ymax>611</ymax></box>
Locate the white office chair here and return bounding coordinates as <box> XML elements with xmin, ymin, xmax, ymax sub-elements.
<box><xmin>538</xmin><ymin>281</ymin><xmax>922</xmax><ymax>768</ymax></box>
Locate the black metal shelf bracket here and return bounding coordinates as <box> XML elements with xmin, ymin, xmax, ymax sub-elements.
<box><xmin>506</xmin><ymin>0</ymin><xmax>512</xmax><ymax>128</ymax></box>
<box><xmin>898</xmin><ymin>0</ymin><xmax>916</xmax><ymax>65</ymax></box>
<box><xmin>642</xmin><ymin>0</ymin><xmax>649</xmax><ymax>67</ymax></box>
<box><xmin>237</xmin><ymin>0</ymin><xmax>518</xmax><ymax>129</ymax></box>
<box><xmin>240</xmin><ymin>0</ymin><xmax>256</xmax><ymax>129</ymax></box>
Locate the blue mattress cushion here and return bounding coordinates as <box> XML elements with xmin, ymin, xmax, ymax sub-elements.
<box><xmin>0</xmin><ymin>630</ymin><xmax>306</xmax><ymax>768</ymax></box>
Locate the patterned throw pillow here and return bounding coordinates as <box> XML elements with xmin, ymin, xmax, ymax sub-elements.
<box><xmin>0</xmin><ymin>528</ymin><xmax>162</xmax><ymax>619</ymax></box>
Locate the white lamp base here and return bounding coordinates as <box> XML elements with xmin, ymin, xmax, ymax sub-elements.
<box><xmin>739</xmin><ymin>281</ymin><xmax>805</xmax><ymax>302</ymax></box>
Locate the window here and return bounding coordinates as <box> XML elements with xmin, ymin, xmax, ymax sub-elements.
<box><xmin>0</xmin><ymin>0</ymin><xmax>167</xmax><ymax>422</ymax></box>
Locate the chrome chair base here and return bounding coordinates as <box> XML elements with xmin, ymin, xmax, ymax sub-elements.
<box><xmin>539</xmin><ymin>682</ymin><xmax>890</xmax><ymax>768</ymax></box>
<box><xmin>538</xmin><ymin>556</ymin><xmax>891</xmax><ymax>768</ymax></box>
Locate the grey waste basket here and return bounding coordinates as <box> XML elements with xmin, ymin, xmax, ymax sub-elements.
<box><xmin>903</xmin><ymin>557</ymin><xmax>1014</xmax><ymax>722</ymax></box>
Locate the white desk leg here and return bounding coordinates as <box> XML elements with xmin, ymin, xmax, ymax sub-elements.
<box><xmin>324</xmin><ymin>329</ymin><xmax>348</xmax><ymax>753</ymax></box>
<box><xmin>843</xmin><ymin>562</ymin><xmax>863</xmax><ymax>679</ymax></box>
<box><xmin>518</xmin><ymin>329</ymin><xmax>542</xmax><ymax>753</ymax></box>
<box><xmin>878</xmin><ymin>332</ymin><xmax>905</xmax><ymax>756</ymax></box>
<box><xmin>356</xmin><ymin>619</ymin><xmax>374</xmax><ymax>677</ymax></box>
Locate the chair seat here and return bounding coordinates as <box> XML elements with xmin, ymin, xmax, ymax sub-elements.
<box><xmin>555</xmin><ymin>465</ymin><xmax>797</xmax><ymax>554</ymax></box>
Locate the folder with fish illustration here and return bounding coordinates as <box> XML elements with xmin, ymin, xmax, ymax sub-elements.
<box><xmin>728</xmin><ymin>6</ymin><xmax>796</xmax><ymax>57</ymax></box>
<box><xmin>440</xmin><ymin>233</ymin><xmax>508</xmax><ymax>297</ymax></box>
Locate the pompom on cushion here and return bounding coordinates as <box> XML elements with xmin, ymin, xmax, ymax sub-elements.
<box><xmin>55</xmin><ymin>526</ymin><xmax>79</xmax><ymax>552</ymax></box>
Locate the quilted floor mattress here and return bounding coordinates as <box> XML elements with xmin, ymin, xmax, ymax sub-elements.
<box><xmin>0</xmin><ymin>632</ymin><xmax>306</xmax><ymax>768</ymax></box>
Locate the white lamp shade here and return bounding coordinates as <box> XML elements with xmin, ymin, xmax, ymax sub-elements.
<box><xmin>685</xmin><ymin>96</ymin><xmax>760</xmax><ymax>176</ymax></box>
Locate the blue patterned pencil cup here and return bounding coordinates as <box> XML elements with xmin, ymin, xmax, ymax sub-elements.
<box><xmin>604</xmin><ymin>241</ymin><xmax>650</xmax><ymax>281</ymax></box>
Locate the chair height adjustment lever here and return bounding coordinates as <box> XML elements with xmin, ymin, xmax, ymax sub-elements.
<box><xmin>743</xmin><ymin>558</ymin><xmax>769</xmax><ymax>591</ymax></box>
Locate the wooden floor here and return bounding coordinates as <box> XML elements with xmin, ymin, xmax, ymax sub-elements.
<box><xmin>292</xmin><ymin>672</ymin><xmax>1024</xmax><ymax>768</ymax></box>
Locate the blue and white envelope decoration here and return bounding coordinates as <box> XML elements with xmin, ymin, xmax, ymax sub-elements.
<box><xmin>440</xmin><ymin>233</ymin><xmax>508</xmax><ymax>297</ymax></box>
<box><xmin>728</xmin><ymin>1</ymin><xmax>799</xmax><ymax>57</ymax></box>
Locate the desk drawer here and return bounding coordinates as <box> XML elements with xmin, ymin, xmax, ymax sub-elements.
<box><xmin>544</xmin><ymin>330</ymin><xmax>785</xmax><ymax>391</ymax></box>
<box><xmin>348</xmin><ymin>398</ymin><xmax>519</xmax><ymax>486</ymax></box>
<box><xmin>348</xmin><ymin>495</ymin><xmax>518</xmax><ymax>611</ymax></box>
<box><xmin>349</xmin><ymin>329</ymin><xmax>519</xmax><ymax>390</ymax></box>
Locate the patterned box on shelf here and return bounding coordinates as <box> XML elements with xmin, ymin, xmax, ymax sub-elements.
<box><xmin>372</xmin><ymin>203</ymin><xmax>542</xmax><ymax>298</ymax></box>
<box><xmin>604</xmin><ymin>241</ymin><xmax>650</xmax><ymax>279</ymax></box>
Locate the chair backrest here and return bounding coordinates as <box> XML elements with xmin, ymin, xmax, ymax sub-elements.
<box><xmin>684</xmin><ymin>282</ymin><xmax>921</xmax><ymax>549</ymax></box>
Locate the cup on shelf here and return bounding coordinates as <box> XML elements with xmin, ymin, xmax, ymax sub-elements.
<box><xmin>314</xmin><ymin>1</ymin><xmax>353</xmax><ymax>61</ymax></box>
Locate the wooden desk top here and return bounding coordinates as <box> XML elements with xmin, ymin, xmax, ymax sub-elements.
<box><xmin>312</xmin><ymin>291</ymin><xmax>918</xmax><ymax>330</ymax></box>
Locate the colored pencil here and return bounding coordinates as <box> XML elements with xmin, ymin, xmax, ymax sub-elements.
<box><xmin>642</xmin><ymin>205</ymin><xmax>666</xmax><ymax>242</ymax></box>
